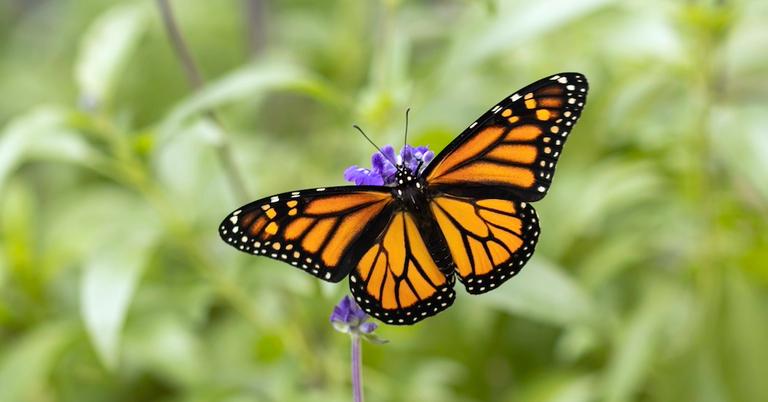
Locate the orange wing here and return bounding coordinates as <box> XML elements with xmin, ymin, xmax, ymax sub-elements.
<box><xmin>424</xmin><ymin>72</ymin><xmax>588</xmax><ymax>202</ymax></box>
<box><xmin>349</xmin><ymin>211</ymin><xmax>456</xmax><ymax>324</ymax></box>
<box><xmin>219</xmin><ymin>186</ymin><xmax>394</xmax><ymax>282</ymax></box>
<box><xmin>430</xmin><ymin>195</ymin><xmax>540</xmax><ymax>293</ymax></box>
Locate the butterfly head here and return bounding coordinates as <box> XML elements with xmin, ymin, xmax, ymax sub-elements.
<box><xmin>394</xmin><ymin>163</ymin><xmax>417</xmax><ymax>185</ymax></box>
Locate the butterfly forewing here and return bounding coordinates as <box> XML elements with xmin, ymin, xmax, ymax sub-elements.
<box><xmin>424</xmin><ymin>72</ymin><xmax>588</xmax><ymax>202</ymax></box>
<box><xmin>219</xmin><ymin>186</ymin><xmax>394</xmax><ymax>282</ymax></box>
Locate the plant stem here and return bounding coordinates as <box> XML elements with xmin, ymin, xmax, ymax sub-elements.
<box><xmin>155</xmin><ymin>0</ymin><xmax>250</xmax><ymax>201</ymax></box>
<box><xmin>245</xmin><ymin>0</ymin><xmax>267</xmax><ymax>56</ymax></box>
<box><xmin>351</xmin><ymin>334</ymin><xmax>364</xmax><ymax>402</ymax></box>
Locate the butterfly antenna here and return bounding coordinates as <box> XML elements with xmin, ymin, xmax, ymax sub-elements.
<box><xmin>403</xmin><ymin>108</ymin><xmax>428</xmax><ymax>166</ymax></box>
<box><xmin>403</xmin><ymin>107</ymin><xmax>411</xmax><ymax>149</ymax></box>
<box><xmin>353</xmin><ymin>125</ymin><xmax>399</xmax><ymax>168</ymax></box>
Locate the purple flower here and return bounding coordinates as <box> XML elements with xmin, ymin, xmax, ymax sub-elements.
<box><xmin>330</xmin><ymin>296</ymin><xmax>376</xmax><ymax>333</ymax></box>
<box><xmin>343</xmin><ymin>166</ymin><xmax>384</xmax><ymax>186</ymax></box>
<box><xmin>330</xmin><ymin>296</ymin><xmax>387</xmax><ymax>342</ymax></box>
<box><xmin>344</xmin><ymin>144</ymin><xmax>435</xmax><ymax>186</ymax></box>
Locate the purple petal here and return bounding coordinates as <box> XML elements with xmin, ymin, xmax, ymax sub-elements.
<box><xmin>330</xmin><ymin>295</ymin><xmax>352</xmax><ymax>323</ymax></box>
<box><xmin>344</xmin><ymin>165</ymin><xmax>366</xmax><ymax>182</ymax></box>
<box><xmin>350</xmin><ymin>307</ymin><xmax>367</xmax><ymax>323</ymax></box>
<box><xmin>330</xmin><ymin>295</ymin><xmax>369</xmax><ymax>327</ymax></box>
<box><xmin>330</xmin><ymin>306</ymin><xmax>346</xmax><ymax>323</ymax></box>
<box><xmin>397</xmin><ymin>144</ymin><xmax>434</xmax><ymax>175</ymax></box>
<box><xmin>400</xmin><ymin>144</ymin><xmax>415</xmax><ymax>163</ymax></box>
<box><xmin>421</xmin><ymin>150</ymin><xmax>435</xmax><ymax>165</ymax></box>
<box><xmin>372</xmin><ymin>146</ymin><xmax>398</xmax><ymax>184</ymax></box>
<box><xmin>371</xmin><ymin>152</ymin><xmax>386</xmax><ymax>173</ymax></box>
<box><xmin>344</xmin><ymin>166</ymin><xmax>385</xmax><ymax>186</ymax></box>
<box><xmin>362</xmin><ymin>175</ymin><xmax>385</xmax><ymax>186</ymax></box>
<box><xmin>340</xmin><ymin>295</ymin><xmax>353</xmax><ymax>311</ymax></box>
<box><xmin>380</xmin><ymin>145</ymin><xmax>397</xmax><ymax>164</ymax></box>
<box><xmin>412</xmin><ymin>145</ymin><xmax>433</xmax><ymax>164</ymax></box>
<box><xmin>359</xmin><ymin>322</ymin><xmax>378</xmax><ymax>334</ymax></box>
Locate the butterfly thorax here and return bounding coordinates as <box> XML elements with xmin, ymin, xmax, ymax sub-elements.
<box><xmin>392</xmin><ymin>166</ymin><xmax>428</xmax><ymax>213</ymax></box>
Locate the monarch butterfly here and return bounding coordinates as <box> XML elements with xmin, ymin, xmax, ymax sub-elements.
<box><xmin>220</xmin><ymin>72</ymin><xmax>588</xmax><ymax>325</ymax></box>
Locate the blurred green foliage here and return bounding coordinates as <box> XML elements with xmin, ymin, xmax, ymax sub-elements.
<box><xmin>0</xmin><ymin>0</ymin><xmax>767</xmax><ymax>401</ymax></box>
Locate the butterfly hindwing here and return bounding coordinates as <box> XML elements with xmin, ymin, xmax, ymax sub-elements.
<box><xmin>219</xmin><ymin>186</ymin><xmax>394</xmax><ymax>282</ymax></box>
<box><xmin>424</xmin><ymin>72</ymin><xmax>588</xmax><ymax>202</ymax></box>
<box><xmin>430</xmin><ymin>195</ymin><xmax>540</xmax><ymax>293</ymax></box>
<box><xmin>349</xmin><ymin>211</ymin><xmax>456</xmax><ymax>324</ymax></box>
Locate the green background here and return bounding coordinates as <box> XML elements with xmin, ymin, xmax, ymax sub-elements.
<box><xmin>1</xmin><ymin>0</ymin><xmax>767</xmax><ymax>401</ymax></box>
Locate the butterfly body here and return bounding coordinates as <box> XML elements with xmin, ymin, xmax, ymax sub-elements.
<box><xmin>220</xmin><ymin>73</ymin><xmax>588</xmax><ymax>325</ymax></box>
<box><xmin>391</xmin><ymin>170</ymin><xmax>425</xmax><ymax>210</ymax></box>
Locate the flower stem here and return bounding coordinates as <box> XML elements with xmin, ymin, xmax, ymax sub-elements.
<box><xmin>155</xmin><ymin>0</ymin><xmax>250</xmax><ymax>201</ymax></box>
<box><xmin>351</xmin><ymin>334</ymin><xmax>364</xmax><ymax>402</ymax></box>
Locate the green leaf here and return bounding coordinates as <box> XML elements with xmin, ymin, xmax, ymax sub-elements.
<box><xmin>541</xmin><ymin>160</ymin><xmax>663</xmax><ymax>256</ymax></box>
<box><xmin>0</xmin><ymin>322</ymin><xmax>75</xmax><ymax>402</ymax></box>
<box><xmin>79</xmin><ymin>206</ymin><xmax>159</xmax><ymax>370</ymax></box>
<box><xmin>122</xmin><ymin>314</ymin><xmax>205</xmax><ymax>387</ymax></box>
<box><xmin>0</xmin><ymin>107</ymin><xmax>99</xmax><ymax>194</ymax></box>
<box><xmin>603</xmin><ymin>284</ymin><xmax>675</xmax><ymax>402</ymax></box>
<box><xmin>74</xmin><ymin>3</ymin><xmax>149</xmax><ymax>108</ymax></box>
<box><xmin>546</xmin><ymin>375</ymin><xmax>597</xmax><ymax>402</ymax></box>
<box><xmin>524</xmin><ymin>374</ymin><xmax>597</xmax><ymax>402</ymax></box>
<box><xmin>159</xmin><ymin>62</ymin><xmax>344</xmax><ymax>144</ymax></box>
<box><xmin>153</xmin><ymin>118</ymin><xmax>222</xmax><ymax>206</ymax></box>
<box><xmin>0</xmin><ymin>180</ymin><xmax>38</xmax><ymax>294</ymax></box>
<box><xmin>441</xmin><ymin>0</ymin><xmax>616</xmax><ymax>75</ymax></box>
<box><xmin>721</xmin><ymin>269</ymin><xmax>768</xmax><ymax>401</ymax></box>
<box><xmin>361</xmin><ymin>333</ymin><xmax>389</xmax><ymax>345</ymax></box>
<box><xmin>44</xmin><ymin>188</ymin><xmax>139</xmax><ymax>270</ymax></box>
<box><xmin>0</xmin><ymin>243</ymin><xmax>6</xmax><ymax>289</ymax></box>
<box><xmin>472</xmin><ymin>259</ymin><xmax>597</xmax><ymax>327</ymax></box>
<box><xmin>711</xmin><ymin>105</ymin><xmax>768</xmax><ymax>202</ymax></box>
